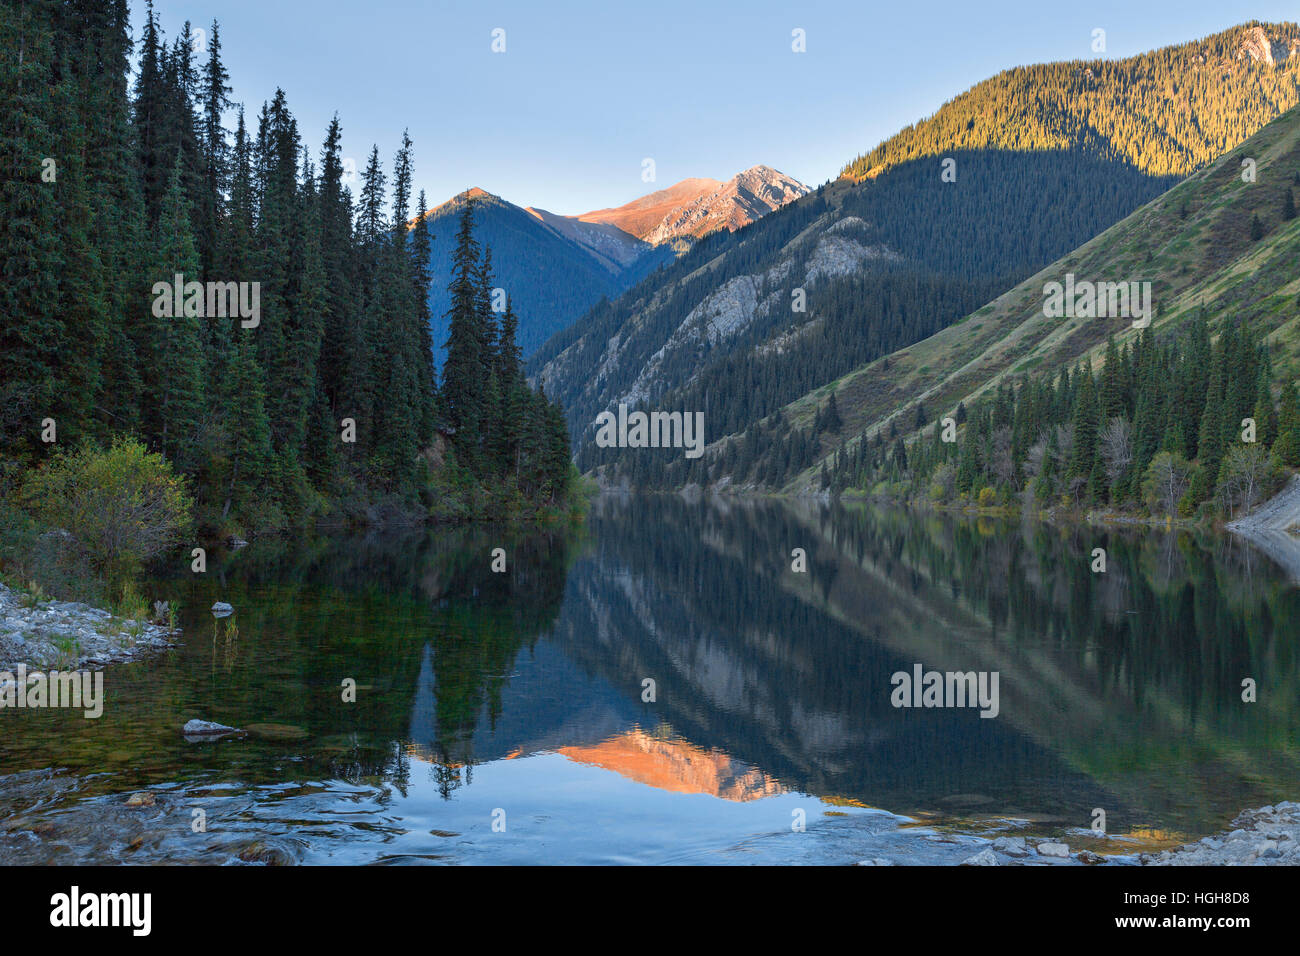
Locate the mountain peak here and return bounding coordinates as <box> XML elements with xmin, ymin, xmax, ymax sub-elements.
<box><xmin>638</xmin><ymin>166</ymin><xmax>811</xmax><ymax>245</ymax></box>
<box><xmin>423</xmin><ymin>186</ymin><xmax>498</xmax><ymax>219</ymax></box>
<box><xmin>578</xmin><ymin>167</ymin><xmax>809</xmax><ymax>245</ymax></box>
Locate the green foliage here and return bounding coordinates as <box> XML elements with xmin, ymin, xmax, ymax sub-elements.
<box><xmin>1142</xmin><ymin>451</ymin><xmax>1192</xmax><ymax>518</ymax></box>
<box><xmin>829</xmin><ymin>313</ymin><xmax>1290</xmax><ymax>520</ymax></box>
<box><xmin>20</xmin><ymin>437</ymin><xmax>194</xmax><ymax>576</ymax></box>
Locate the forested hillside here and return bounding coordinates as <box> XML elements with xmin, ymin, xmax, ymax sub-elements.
<box><xmin>842</xmin><ymin>23</ymin><xmax>1300</xmax><ymax>181</ymax></box>
<box><xmin>820</xmin><ymin>105</ymin><xmax>1300</xmax><ymax>518</ymax></box>
<box><xmin>672</xmin><ymin>102</ymin><xmax>1300</xmax><ymax>521</ymax></box>
<box><xmin>539</xmin><ymin>21</ymin><xmax>1300</xmax><ymax>493</ymax></box>
<box><xmin>0</xmin><ymin>0</ymin><xmax>574</xmax><ymax>543</ymax></box>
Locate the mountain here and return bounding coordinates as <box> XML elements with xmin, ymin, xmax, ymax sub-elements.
<box><xmin>533</xmin><ymin>21</ymin><xmax>1300</xmax><ymax>488</ymax></box>
<box><xmin>778</xmin><ymin>99</ymin><xmax>1300</xmax><ymax>496</ymax></box>
<box><xmin>622</xmin><ymin>87</ymin><xmax>1300</xmax><ymax>501</ymax></box>
<box><xmin>842</xmin><ymin>23</ymin><xmax>1300</xmax><ymax>182</ymax></box>
<box><xmin>419</xmin><ymin>188</ymin><xmax>670</xmax><ymax>362</ymax></box>
<box><xmin>522</xmin><ymin>204</ymin><xmax>649</xmax><ymax>272</ymax></box>
<box><xmin>577</xmin><ymin>166</ymin><xmax>811</xmax><ymax>245</ymax></box>
<box><xmin>421</xmin><ymin>169</ymin><xmax>807</xmax><ymax>361</ymax></box>
<box><xmin>577</xmin><ymin>177</ymin><xmax>723</xmax><ymax>239</ymax></box>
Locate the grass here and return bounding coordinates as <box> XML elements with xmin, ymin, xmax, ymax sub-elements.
<box><xmin>15</xmin><ymin>579</ymin><xmax>49</xmax><ymax>609</ymax></box>
<box><xmin>48</xmin><ymin>633</ymin><xmax>82</xmax><ymax>669</ymax></box>
<box><xmin>109</xmin><ymin>579</ymin><xmax>148</xmax><ymax>621</ymax></box>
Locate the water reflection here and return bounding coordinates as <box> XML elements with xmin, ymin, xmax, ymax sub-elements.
<box><xmin>1</xmin><ymin>496</ymin><xmax>1297</xmax><ymax>864</ymax></box>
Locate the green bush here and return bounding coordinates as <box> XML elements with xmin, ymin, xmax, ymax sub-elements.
<box><xmin>20</xmin><ymin>437</ymin><xmax>193</xmax><ymax>576</ymax></box>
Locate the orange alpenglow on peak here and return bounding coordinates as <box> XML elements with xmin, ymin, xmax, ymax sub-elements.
<box><xmin>577</xmin><ymin>166</ymin><xmax>809</xmax><ymax>245</ymax></box>
<box><xmin>557</xmin><ymin>729</ymin><xmax>785</xmax><ymax>802</ymax></box>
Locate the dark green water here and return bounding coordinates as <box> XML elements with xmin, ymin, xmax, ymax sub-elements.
<box><xmin>2</xmin><ymin>495</ymin><xmax>1298</xmax><ymax>864</ymax></box>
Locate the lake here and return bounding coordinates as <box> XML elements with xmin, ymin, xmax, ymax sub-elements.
<box><xmin>2</xmin><ymin>494</ymin><xmax>1298</xmax><ymax>865</ymax></box>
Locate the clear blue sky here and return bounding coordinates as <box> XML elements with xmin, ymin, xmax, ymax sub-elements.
<box><xmin>139</xmin><ymin>0</ymin><xmax>1299</xmax><ymax>214</ymax></box>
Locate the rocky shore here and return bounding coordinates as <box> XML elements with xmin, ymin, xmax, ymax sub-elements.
<box><xmin>0</xmin><ymin>582</ymin><xmax>176</xmax><ymax>678</ymax></box>
<box><xmin>920</xmin><ymin>802</ymin><xmax>1300</xmax><ymax>866</ymax></box>
<box><xmin>1139</xmin><ymin>802</ymin><xmax>1300</xmax><ymax>865</ymax></box>
<box><xmin>1226</xmin><ymin>474</ymin><xmax>1300</xmax><ymax>582</ymax></box>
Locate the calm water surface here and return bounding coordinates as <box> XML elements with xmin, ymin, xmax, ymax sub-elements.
<box><xmin>2</xmin><ymin>495</ymin><xmax>1298</xmax><ymax>864</ymax></box>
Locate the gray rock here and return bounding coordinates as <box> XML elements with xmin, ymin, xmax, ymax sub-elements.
<box><xmin>961</xmin><ymin>848</ymin><xmax>999</xmax><ymax>866</ymax></box>
<box><xmin>1037</xmin><ymin>842</ymin><xmax>1071</xmax><ymax>858</ymax></box>
<box><xmin>992</xmin><ymin>836</ymin><xmax>1029</xmax><ymax>857</ymax></box>
<box><xmin>182</xmin><ymin>719</ymin><xmax>240</xmax><ymax>736</ymax></box>
<box><xmin>211</xmin><ymin>602</ymin><xmax>234</xmax><ymax>617</ymax></box>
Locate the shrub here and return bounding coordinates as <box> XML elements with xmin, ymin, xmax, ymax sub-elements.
<box><xmin>977</xmin><ymin>486</ymin><xmax>997</xmax><ymax>507</ymax></box>
<box><xmin>1141</xmin><ymin>451</ymin><xmax>1190</xmax><ymax>518</ymax></box>
<box><xmin>20</xmin><ymin>437</ymin><xmax>193</xmax><ymax>576</ymax></box>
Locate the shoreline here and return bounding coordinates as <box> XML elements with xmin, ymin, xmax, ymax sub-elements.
<box><xmin>0</xmin><ymin>582</ymin><xmax>177</xmax><ymax>682</ymax></box>
<box><xmin>1138</xmin><ymin>802</ymin><xmax>1300</xmax><ymax>866</ymax></box>
<box><xmin>854</xmin><ymin>802</ymin><xmax>1300</xmax><ymax>866</ymax></box>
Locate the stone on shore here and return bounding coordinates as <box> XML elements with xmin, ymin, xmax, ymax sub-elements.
<box><xmin>992</xmin><ymin>835</ymin><xmax>1029</xmax><ymax>857</ymax></box>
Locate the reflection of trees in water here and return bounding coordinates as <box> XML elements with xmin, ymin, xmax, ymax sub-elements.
<box><xmin>565</xmin><ymin>495</ymin><xmax>1300</xmax><ymax>822</ymax></box>
<box><xmin>559</xmin><ymin>496</ymin><xmax>1096</xmax><ymax>810</ymax></box>
<box><xmin>429</xmin><ymin>758</ymin><xmax>472</xmax><ymax>801</ymax></box>
<box><xmin>147</xmin><ymin>522</ymin><xmax>580</xmax><ymax>785</ymax></box>
<box><xmin>155</xmin><ymin>497</ymin><xmax>1297</xmax><ymax>821</ymax></box>
<box><xmin>420</xmin><ymin>529</ymin><xmax>579</xmax><ymax>771</ymax></box>
<box><xmin>810</xmin><ymin>503</ymin><xmax>1300</xmax><ymax>721</ymax></box>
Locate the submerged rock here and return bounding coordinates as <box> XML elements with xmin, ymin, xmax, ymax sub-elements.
<box><xmin>246</xmin><ymin>722</ymin><xmax>308</xmax><ymax>741</ymax></box>
<box><xmin>182</xmin><ymin>719</ymin><xmax>242</xmax><ymax>739</ymax></box>
<box><xmin>211</xmin><ymin>602</ymin><xmax>234</xmax><ymax>617</ymax></box>
<box><xmin>236</xmin><ymin>840</ymin><xmax>293</xmax><ymax>865</ymax></box>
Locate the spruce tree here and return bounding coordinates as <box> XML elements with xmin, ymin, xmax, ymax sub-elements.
<box><xmin>150</xmin><ymin>153</ymin><xmax>207</xmax><ymax>469</ymax></box>
<box><xmin>441</xmin><ymin>195</ymin><xmax>485</xmax><ymax>468</ymax></box>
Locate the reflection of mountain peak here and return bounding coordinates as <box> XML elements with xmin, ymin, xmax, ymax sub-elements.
<box><xmin>558</xmin><ymin>729</ymin><xmax>784</xmax><ymax>802</ymax></box>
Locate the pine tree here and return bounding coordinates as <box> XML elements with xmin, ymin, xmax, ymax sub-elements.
<box><xmin>217</xmin><ymin>336</ymin><xmax>274</xmax><ymax>520</ymax></box>
<box><xmin>149</xmin><ymin>153</ymin><xmax>207</xmax><ymax>469</ymax></box>
<box><xmin>441</xmin><ymin>195</ymin><xmax>485</xmax><ymax>467</ymax></box>
<box><xmin>198</xmin><ymin>18</ymin><xmax>230</xmax><ymax>276</ymax></box>
<box><xmin>1069</xmin><ymin>365</ymin><xmax>1100</xmax><ymax>483</ymax></box>
<box><xmin>1</xmin><ymin>5</ymin><xmax>573</xmax><ymax>530</ymax></box>
<box><xmin>824</xmin><ymin>391</ymin><xmax>843</xmax><ymax>432</ymax></box>
<box><xmin>410</xmin><ymin>189</ymin><xmax>437</xmax><ymax>441</ymax></box>
<box><xmin>1275</xmin><ymin>381</ymin><xmax>1300</xmax><ymax>467</ymax></box>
